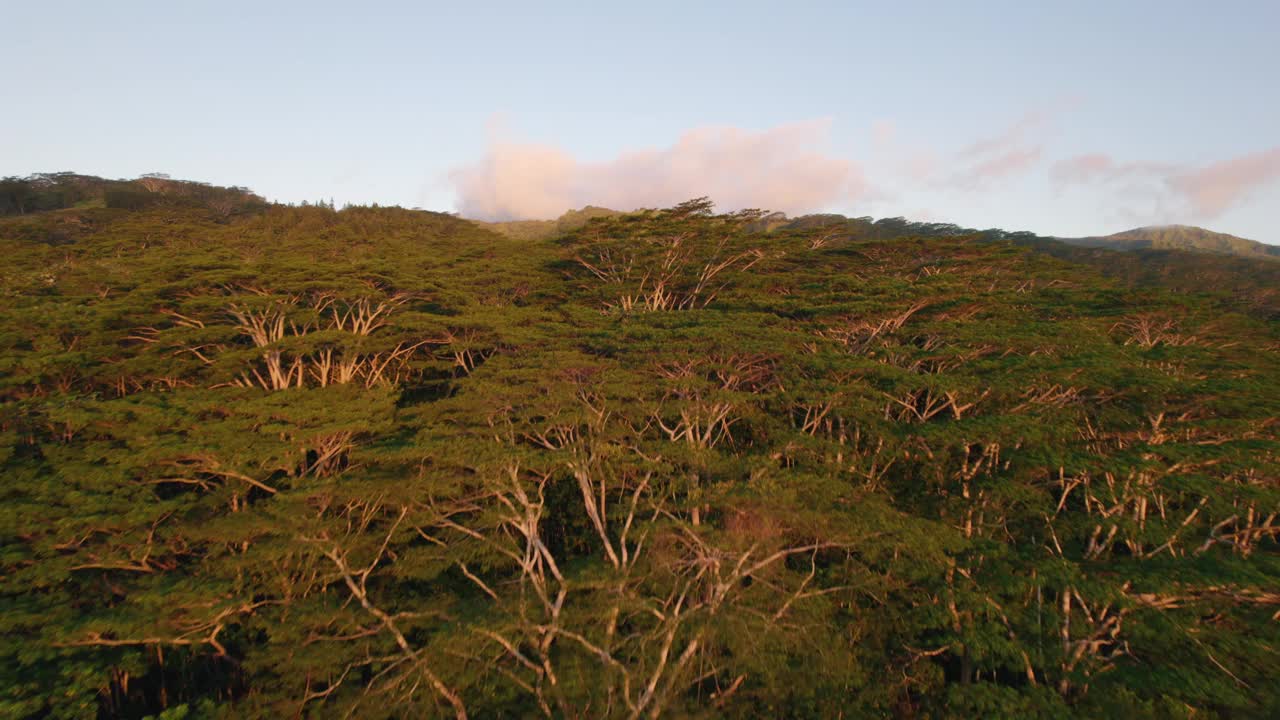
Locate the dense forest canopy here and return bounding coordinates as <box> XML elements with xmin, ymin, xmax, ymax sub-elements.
<box><xmin>0</xmin><ymin>179</ymin><xmax>1277</xmax><ymax>718</ymax></box>
<box><xmin>0</xmin><ymin>173</ymin><xmax>266</xmax><ymax>219</ymax></box>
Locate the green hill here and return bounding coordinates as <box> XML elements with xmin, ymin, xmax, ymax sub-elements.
<box><xmin>1</xmin><ymin>186</ymin><xmax>1277</xmax><ymax>719</ymax></box>
<box><xmin>0</xmin><ymin>171</ymin><xmax>267</xmax><ymax>219</ymax></box>
<box><xmin>752</xmin><ymin>213</ymin><xmax>1280</xmax><ymax>321</ymax></box>
<box><xmin>1060</xmin><ymin>224</ymin><xmax>1280</xmax><ymax>259</ymax></box>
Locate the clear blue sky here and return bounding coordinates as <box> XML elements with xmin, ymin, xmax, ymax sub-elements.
<box><xmin>4</xmin><ymin>0</ymin><xmax>1278</xmax><ymax>240</ymax></box>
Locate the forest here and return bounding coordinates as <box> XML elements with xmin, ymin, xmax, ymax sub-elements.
<box><xmin>1</xmin><ymin>175</ymin><xmax>1277</xmax><ymax>718</ymax></box>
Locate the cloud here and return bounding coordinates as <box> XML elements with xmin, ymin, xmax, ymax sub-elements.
<box><xmin>450</xmin><ymin>120</ymin><xmax>866</xmax><ymax>220</ymax></box>
<box><xmin>949</xmin><ymin>146</ymin><xmax>1043</xmax><ymax>189</ymax></box>
<box><xmin>946</xmin><ymin>112</ymin><xmax>1047</xmax><ymax>188</ymax></box>
<box><xmin>1168</xmin><ymin>147</ymin><xmax>1280</xmax><ymax>216</ymax></box>
<box><xmin>1051</xmin><ymin>146</ymin><xmax>1280</xmax><ymax>218</ymax></box>
<box><xmin>449</xmin><ymin>108</ymin><xmax>1276</xmax><ymax>230</ymax></box>
<box><xmin>870</xmin><ymin>112</ymin><xmax>1047</xmax><ymax>192</ymax></box>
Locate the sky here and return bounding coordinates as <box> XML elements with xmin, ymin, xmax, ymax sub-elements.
<box><xmin>3</xmin><ymin>0</ymin><xmax>1278</xmax><ymax>241</ymax></box>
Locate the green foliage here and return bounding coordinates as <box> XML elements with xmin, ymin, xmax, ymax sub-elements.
<box><xmin>1</xmin><ymin>188</ymin><xmax>1277</xmax><ymax>718</ymax></box>
<box><xmin>0</xmin><ymin>172</ymin><xmax>266</xmax><ymax>220</ymax></box>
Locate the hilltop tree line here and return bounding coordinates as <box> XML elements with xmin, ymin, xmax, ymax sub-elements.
<box><xmin>0</xmin><ymin>186</ymin><xmax>1277</xmax><ymax>718</ymax></box>
<box><xmin>0</xmin><ymin>173</ymin><xmax>266</xmax><ymax>218</ymax></box>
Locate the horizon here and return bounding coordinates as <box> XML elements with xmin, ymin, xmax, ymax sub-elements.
<box><xmin>4</xmin><ymin>1</ymin><xmax>1279</xmax><ymax>242</ymax></box>
<box><xmin>12</xmin><ymin>169</ymin><xmax>1278</xmax><ymax>245</ymax></box>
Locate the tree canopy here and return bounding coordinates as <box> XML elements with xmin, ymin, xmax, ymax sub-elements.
<box><xmin>1</xmin><ymin>185</ymin><xmax>1277</xmax><ymax>718</ymax></box>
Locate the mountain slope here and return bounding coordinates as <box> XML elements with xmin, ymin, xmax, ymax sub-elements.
<box><xmin>1060</xmin><ymin>224</ymin><xmax>1279</xmax><ymax>259</ymax></box>
<box><xmin>2</xmin><ymin>190</ymin><xmax>1278</xmax><ymax>718</ymax></box>
<box><xmin>750</xmin><ymin>213</ymin><xmax>1280</xmax><ymax>320</ymax></box>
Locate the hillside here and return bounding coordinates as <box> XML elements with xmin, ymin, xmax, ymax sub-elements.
<box><xmin>755</xmin><ymin>213</ymin><xmax>1280</xmax><ymax>321</ymax></box>
<box><xmin>1</xmin><ymin>190</ymin><xmax>1278</xmax><ymax>718</ymax></box>
<box><xmin>0</xmin><ymin>172</ymin><xmax>266</xmax><ymax>219</ymax></box>
<box><xmin>1060</xmin><ymin>224</ymin><xmax>1280</xmax><ymax>260</ymax></box>
<box><xmin>471</xmin><ymin>205</ymin><xmax>621</xmax><ymax>240</ymax></box>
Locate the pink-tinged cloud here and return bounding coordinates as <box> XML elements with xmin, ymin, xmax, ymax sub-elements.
<box><xmin>871</xmin><ymin>112</ymin><xmax>1046</xmax><ymax>190</ymax></box>
<box><xmin>864</xmin><ymin>109</ymin><xmax>1055</xmax><ymax>198</ymax></box>
<box><xmin>950</xmin><ymin>146</ymin><xmax>1044</xmax><ymax>189</ymax></box>
<box><xmin>451</xmin><ymin>120</ymin><xmax>866</xmax><ymax>220</ymax></box>
<box><xmin>945</xmin><ymin>112</ymin><xmax>1048</xmax><ymax>187</ymax></box>
<box><xmin>1051</xmin><ymin>147</ymin><xmax>1280</xmax><ymax>218</ymax></box>
<box><xmin>1168</xmin><ymin>147</ymin><xmax>1280</xmax><ymax>216</ymax></box>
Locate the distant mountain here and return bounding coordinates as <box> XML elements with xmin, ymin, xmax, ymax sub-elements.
<box><xmin>1059</xmin><ymin>224</ymin><xmax>1279</xmax><ymax>260</ymax></box>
